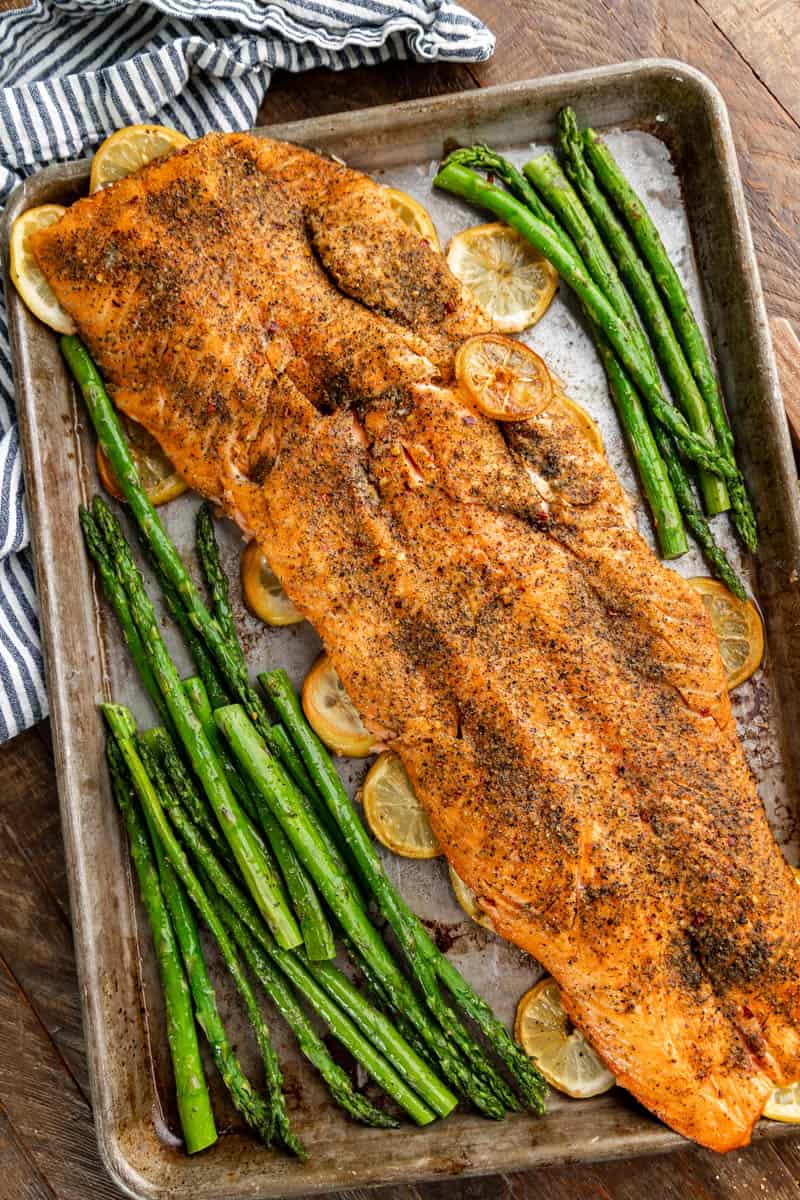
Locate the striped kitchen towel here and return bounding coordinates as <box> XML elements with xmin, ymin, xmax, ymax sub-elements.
<box><xmin>0</xmin><ymin>0</ymin><xmax>494</xmax><ymax>743</ymax></box>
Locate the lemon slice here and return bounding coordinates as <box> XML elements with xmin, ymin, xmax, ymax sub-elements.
<box><xmin>10</xmin><ymin>205</ymin><xmax>75</xmax><ymax>333</ymax></box>
<box><xmin>688</xmin><ymin>577</ymin><xmax>764</xmax><ymax>690</ymax></box>
<box><xmin>384</xmin><ymin>187</ymin><xmax>440</xmax><ymax>250</ymax></box>
<box><xmin>90</xmin><ymin>123</ymin><xmax>190</xmax><ymax>192</ymax></box>
<box><xmin>96</xmin><ymin>413</ymin><xmax>186</xmax><ymax>506</ymax></box>
<box><xmin>764</xmin><ymin>1084</ymin><xmax>800</xmax><ymax>1124</ymax></box>
<box><xmin>553</xmin><ymin>385</ymin><xmax>604</xmax><ymax>454</ymax></box>
<box><xmin>241</xmin><ymin>542</ymin><xmax>303</xmax><ymax>627</ymax></box>
<box><xmin>362</xmin><ymin>751</ymin><xmax>441</xmax><ymax>859</ymax></box>
<box><xmin>302</xmin><ymin>654</ymin><xmax>375</xmax><ymax>757</ymax></box>
<box><xmin>449</xmin><ymin>865</ymin><xmax>495</xmax><ymax>930</ymax></box>
<box><xmin>515</xmin><ymin>977</ymin><xmax>615</xmax><ymax>1099</ymax></box>
<box><xmin>456</xmin><ymin>333</ymin><xmax>553</xmax><ymax>422</ymax></box>
<box><xmin>446</xmin><ymin>222</ymin><xmax>558</xmax><ymax>332</ymax></box>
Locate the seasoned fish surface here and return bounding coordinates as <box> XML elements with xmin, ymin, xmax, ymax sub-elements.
<box><xmin>33</xmin><ymin>133</ymin><xmax>800</xmax><ymax>1152</ymax></box>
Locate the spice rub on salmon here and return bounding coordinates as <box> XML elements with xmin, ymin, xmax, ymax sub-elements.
<box><xmin>32</xmin><ymin>132</ymin><xmax>800</xmax><ymax>1152</ymax></box>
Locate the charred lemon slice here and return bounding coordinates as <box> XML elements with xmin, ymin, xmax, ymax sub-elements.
<box><xmin>97</xmin><ymin>414</ymin><xmax>186</xmax><ymax>506</ymax></box>
<box><xmin>302</xmin><ymin>654</ymin><xmax>375</xmax><ymax>758</ymax></box>
<box><xmin>688</xmin><ymin>577</ymin><xmax>764</xmax><ymax>690</ymax></box>
<box><xmin>90</xmin><ymin>123</ymin><xmax>190</xmax><ymax>192</ymax></box>
<box><xmin>241</xmin><ymin>543</ymin><xmax>303</xmax><ymax>627</ymax></box>
<box><xmin>515</xmin><ymin>977</ymin><xmax>615</xmax><ymax>1099</ymax></box>
<box><xmin>10</xmin><ymin>205</ymin><xmax>75</xmax><ymax>333</ymax></box>
<box><xmin>363</xmin><ymin>751</ymin><xmax>441</xmax><ymax>859</ymax></box>
<box><xmin>384</xmin><ymin>187</ymin><xmax>440</xmax><ymax>249</ymax></box>
<box><xmin>456</xmin><ymin>333</ymin><xmax>552</xmax><ymax>422</ymax></box>
<box><xmin>449</xmin><ymin>865</ymin><xmax>496</xmax><ymax>930</ymax></box>
<box><xmin>446</xmin><ymin>223</ymin><xmax>557</xmax><ymax>332</ymax></box>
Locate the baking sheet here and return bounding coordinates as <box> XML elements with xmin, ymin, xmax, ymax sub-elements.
<box><xmin>4</xmin><ymin>60</ymin><xmax>800</xmax><ymax>1199</ymax></box>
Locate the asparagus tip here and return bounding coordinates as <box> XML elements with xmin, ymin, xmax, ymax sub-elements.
<box><xmin>101</xmin><ymin>702</ymin><xmax>137</xmax><ymax>738</ymax></box>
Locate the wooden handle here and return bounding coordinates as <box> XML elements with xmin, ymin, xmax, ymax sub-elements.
<box><xmin>770</xmin><ymin>317</ymin><xmax>800</xmax><ymax>451</ymax></box>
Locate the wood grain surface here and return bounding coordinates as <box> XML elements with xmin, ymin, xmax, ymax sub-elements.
<box><xmin>1</xmin><ymin>1</ymin><xmax>799</xmax><ymax>1196</ymax></box>
<box><xmin>773</xmin><ymin>319</ymin><xmax>800</xmax><ymax>450</ymax></box>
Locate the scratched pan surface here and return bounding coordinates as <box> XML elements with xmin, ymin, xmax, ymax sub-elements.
<box><xmin>3</xmin><ymin>59</ymin><xmax>800</xmax><ymax>1200</ymax></box>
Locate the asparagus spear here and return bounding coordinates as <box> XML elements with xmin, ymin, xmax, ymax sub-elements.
<box><xmin>269</xmin><ymin>721</ymin><xmax>335</xmax><ymax>832</ymax></box>
<box><xmin>444</xmin><ymin>144</ymin><xmax>572</xmax><ymax>244</ymax></box>
<box><xmin>91</xmin><ymin>497</ymin><xmax>301</xmax><ymax>950</ymax></box>
<box><xmin>593</xmin><ymin>335</ymin><xmax>747</xmax><ymax>598</ymax></box>
<box><xmin>194</xmin><ymin>506</ymin><xmax>318</xmax><ymax>798</ymax></box>
<box><xmin>171</xmin><ymin>790</ymin><xmax>453</xmax><ymax>1121</ymax></box>
<box><xmin>141</xmin><ymin>724</ymin><xmax>234</xmax><ymax>869</ymax></box>
<box><xmin>270</xmin><ymin>725</ymin><xmax>317</xmax><ymax>801</ymax></box>
<box><xmin>203</xmin><ymin>877</ymin><xmax>401</xmax><ymax>1129</ymax></box>
<box><xmin>261</xmin><ymin>669</ymin><xmax>548</xmax><ymax>1113</ymax></box>
<box><xmin>142</xmin><ymin>532</ymin><xmax>231</xmax><ymax>711</ymax></box>
<box><xmin>80</xmin><ymin>507</ymin><xmax>171</xmax><ymax>728</ymax></box>
<box><xmin>342</xmin><ymin>934</ymin><xmax>436</xmax><ymax>1070</ymax></box>
<box><xmin>149</xmin><ymin>854</ymin><xmax>278</xmax><ymax>1151</ymax></box>
<box><xmin>104</xmin><ymin>704</ymin><xmax>302</xmax><ymax>1154</ymax></box>
<box><xmin>166</xmin><ymin>691</ymin><xmax>336</xmax><ymax>964</ymax></box>
<box><xmin>106</xmin><ymin>739</ymin><xmax>217</xmax><ymax>1154</ymax></box>
<box><xmin>182</xmin><ymin>677</ymin><xmax>267</xmax><ymax>818</ymax></box>
<box><xmin>196</xmin><ymin>502</ymin><xmax>247</xmax><ymax>676</ymax></box>
<box><xmin>580</xmin><ymin>125</ymin><xmax>756</xmax><ymax>550</ymax></box>
<box><xmin>136</xmin><ymin>736</ymin><xmax>307</xmax><ymax>1157</ymax></box>
<box><xmin>270</xmin><ymin>720</ymin><xmax>367</xmax><ymax>902</ymax></box>
<box><xmin>433</xmin><ymin>163</ymin><xmax>736</xmax><ymax>484</ymax></box>
<box><xmin>178</xmin><ymin>612</ymin><xmax>327</xmax><ymax>874</ymax></box>
<box><xmin>580</xmin><ymin>333</ymin><xmax>688</xmax><ymax>555</ymax></box>
<box><xmin>523</xmin><ymin>150</ymin><xmax>729</xmax><ymax>517</ymax></box>
<box><xmin>216</xmin><ymin>702</ymin><xmax>516</xmax><ymax>1119</ymax></box>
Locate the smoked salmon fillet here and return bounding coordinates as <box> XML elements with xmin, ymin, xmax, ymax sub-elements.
<box><xmin>32</xmin><ymin>133</ymin><xmax>800</xmax><ymax>1152</ymax></box>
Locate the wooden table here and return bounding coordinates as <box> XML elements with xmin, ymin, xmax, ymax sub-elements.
<box><xmin>2</xmin><ymin>2</ymin><xmax>800</xmax><ymax>1196</ymax></box>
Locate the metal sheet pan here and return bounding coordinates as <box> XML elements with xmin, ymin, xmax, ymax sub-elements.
<box><xmin>3</xmin><ymin>58</ymin><xmax>800</xmax><ymax>1200</ymax></box>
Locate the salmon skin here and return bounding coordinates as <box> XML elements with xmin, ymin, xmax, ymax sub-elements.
<box><xmin>33</xmin><ymin>132</ymin><xmax>800</xmax><ymax>1152</ymax></box>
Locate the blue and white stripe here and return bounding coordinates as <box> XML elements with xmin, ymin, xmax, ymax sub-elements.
<box><xmin>0</xmin><ymin>0</ymin><xmax>494</xmax><ymax>743</ymax></box>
